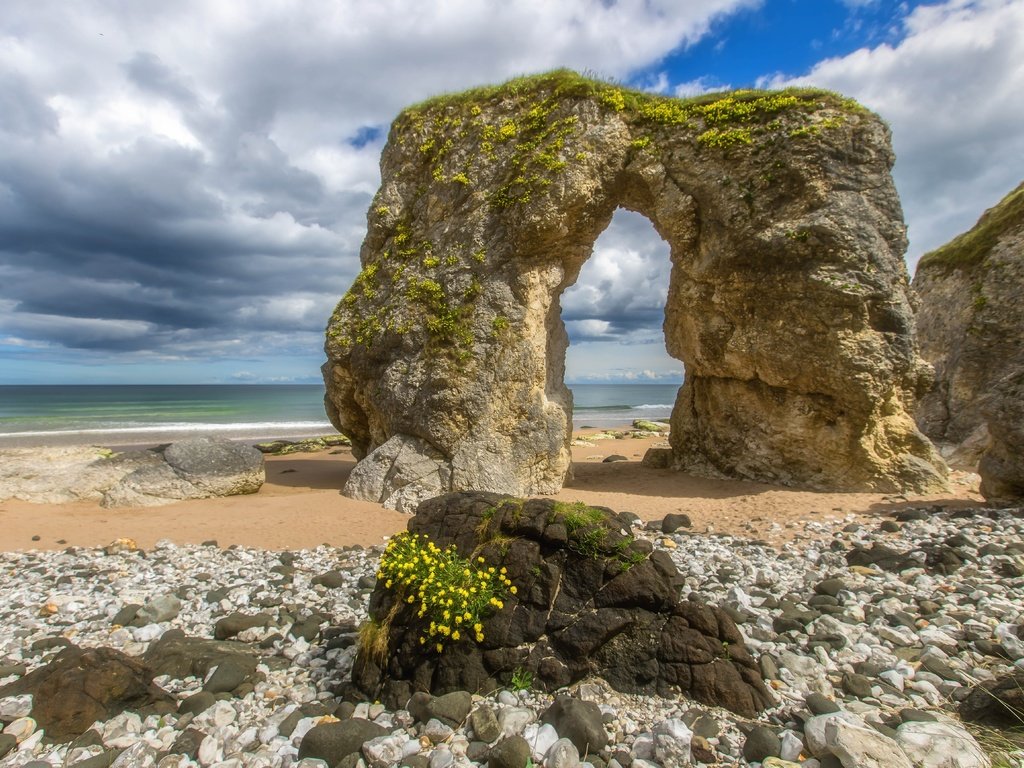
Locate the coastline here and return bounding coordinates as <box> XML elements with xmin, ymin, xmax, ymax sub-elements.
<box><xmin>0</xmin><ymin>428</ymin><xmax>985</xmax><ymax>553</ymax></box>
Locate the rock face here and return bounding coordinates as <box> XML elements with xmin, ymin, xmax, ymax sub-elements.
<box><xmin>978</xmin><ymin>369</ymin><xmax>1024</xmax><ymax>502</ymax></box>
<box><xmin>0</xmin><ymin>437</ymin><xmax>265</xmax><ymax>507</ymax></box>
<box><xmin>914</xmin><ymin>180</ymin><xmax>1024</xmax><ymax>475</ymax></box>
<box><xmin>347</xmin><ymin>492</ymin><xmax>772</xmax><ymax>718</ymax></box>
<box><xmin>323</xmin><ymin>70</ymin><xmax>944</xmax><ymax>509</ymax></box>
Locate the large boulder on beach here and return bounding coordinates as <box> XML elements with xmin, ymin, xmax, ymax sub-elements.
<box><xmin>914</xmin><ymin>180</ymin><xmax>1024</xmax><ymax>472</ymax></box>
<box><xmin>323</xmin><ymin>70</ymin><xmax>945</xmax><ymax>510</ymax></box>
<box><xmin>0</xmin><ymin>646</ymin><xmax>174</xmax><ymax>741</ymax></box>
<box><xmin>346</xmin><ymin>492</ymin><xmax>772</xmax><ymax>718</ymax></box>
<box><xmin>0</xmin><ymin>437</ymin><xmax>265</xmax><ymax>507</ymax></box>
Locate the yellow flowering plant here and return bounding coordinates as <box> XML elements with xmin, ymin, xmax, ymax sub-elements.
<box><xmin>376</xmin><ymin>532</ymin><xmax>515</xmax><ymax>652</ymax></box>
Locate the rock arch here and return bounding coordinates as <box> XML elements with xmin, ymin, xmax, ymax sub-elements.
<box><xmin>323</xmin><ymin>71</ymin><xmax>946</xmax><ymax>510</ymax></box>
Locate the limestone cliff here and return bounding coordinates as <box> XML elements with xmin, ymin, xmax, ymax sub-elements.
<box><xmin>914</xmin><ymin>180</ymin><xmax>1024</xmax><ymax>497</ymax></box>
<box><xmin>323</xmin><ymin>70</ymin><xmax>945</xmax><ymax>510</ymax></box>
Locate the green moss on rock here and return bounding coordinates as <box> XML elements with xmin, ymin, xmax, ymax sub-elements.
<box><xmin>918</xmin><ymin>181</ymin><xmax>1024</xmax><ymax>272</ymax></box>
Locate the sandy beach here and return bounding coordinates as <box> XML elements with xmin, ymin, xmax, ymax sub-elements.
<box><xmin>0</xmin><ymin>431</ymin><xmax>985</xmax><ymax>552</ymax></box>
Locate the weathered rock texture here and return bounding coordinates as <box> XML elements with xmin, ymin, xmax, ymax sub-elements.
<box><xmin>348</xmin><ymin>492</ymin><xmax>773</xmax><ymax>718</ymax></box>
<box><xmin>323</xmin><ymin>71</ymin><xmax>945</xmax><ymax>509</ymax></box>
<box><xmin>0</xmin><ymin>437</ymin><xmax>264</xmax><ymax>507</ymax></box>
<box><xmin>0</xmin><ymin>646</ymin><xmax>174</xmax><ymax>741</ymax></box>
<box><xmin>979</xmin><ymin>369</ymin><xmax>1024</xmax><ymax>503</ymax></box>
<box><xmin>914</xmin><ymin>181</ymin><xmax>1024</xmax><ymax>482</ymax></box>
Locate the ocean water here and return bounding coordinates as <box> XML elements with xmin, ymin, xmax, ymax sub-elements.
<box><xmin>570</xmin><ymin>383</ymin><xmax>678</xmax><ymax>428</ymax></box>
<box><xmin>0</xmin><ymin>383</ymin><xmax>678</xmax><ymax>446</ymax></box>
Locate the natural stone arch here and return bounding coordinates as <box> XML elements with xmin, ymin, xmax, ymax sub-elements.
<box><xmin>323</xmin><ymin>71</ymin><xmax>946</xmax><ymax>510</ymax></box>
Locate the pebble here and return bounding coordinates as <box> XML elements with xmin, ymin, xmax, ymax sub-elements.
<box><xmin>0</xmin><ymin>508</ymin><xmax>1019</xmax><ymax>766</ymax></box>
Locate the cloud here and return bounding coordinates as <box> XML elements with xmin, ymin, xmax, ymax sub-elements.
<box><xmin>764</xmin><ymin>0</ymin><xmax>1024</xmax><ymax>266</ymax></box>
<box><xmin>561</xmin><ymin>209</ymin><xmax>672</xmax><ymax>344</ymax></box>
<box><xmin>0</xmin><ymin>0</ymin><xmax>755</xmax><ymax>376</ymax></box>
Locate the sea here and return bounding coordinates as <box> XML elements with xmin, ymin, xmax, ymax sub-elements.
<box><xmin>0</xmin><ymin>383</ymin><xmax>679</xmax><ymax>447</ymax></box>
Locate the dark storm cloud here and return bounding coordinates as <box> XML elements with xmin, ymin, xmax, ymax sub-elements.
<box><xmin>0</xmin><ymin>0</ymin><xmax>755</xmax><ymax>368</ymax></box>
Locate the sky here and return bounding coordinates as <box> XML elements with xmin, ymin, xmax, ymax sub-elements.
<box><xmin>1</xmin><ymin>0</ymin><xmax>1022</xmax><ymax>385</ymax></box>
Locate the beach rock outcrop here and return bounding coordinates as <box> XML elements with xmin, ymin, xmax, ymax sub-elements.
<box><xmin>346</xmin><ymin>492</ymin><xmax>772</xmax><ymax>718</ymax></box>
<box><xmin>323</xmin><ymin>70</ymin><xmax>945</xmax><ymax>509</ymax></box>
<box><xmin>914</xmin><ymin>180</ymin><xmax>1024</xmax><ymax>474</ymax></box>
<box><xmin>0</xmin><ymin>646</ymin><xmax>174</xmax><ymax>741</ymax></box>
<box><xmin>0</xmin><ymin>437</ymin><xmax>265</xmax><ymax>507</ymax></box>
<box><xmin>979</xmin><ymin>369</ymin><xmax>1024</xmax><ymax>503</ymax></box>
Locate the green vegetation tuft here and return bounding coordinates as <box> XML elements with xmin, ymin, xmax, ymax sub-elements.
<box><xmin>918</xmin><ymin>181</ymin><xmax>1024</xmax><ymax>272</ymax></box>
<box><xmin>551</xmin><ymin>500</ymin><xmax>645</xmax><ymax>568</ymax></box>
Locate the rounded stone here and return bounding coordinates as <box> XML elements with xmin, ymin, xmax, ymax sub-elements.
<box><xmin>742</xmin><ymin>726</ymin><xmax>781</xmax><ymax>762</ymax></box>
<box><xmin>488</xmin><ymin>735</ymin><xmax>531</xmax><ymax>768</ymax></box>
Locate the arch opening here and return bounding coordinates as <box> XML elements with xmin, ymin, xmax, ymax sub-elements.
<box><xmin>560</xmin><ymin>208</ymin><xmax>683</xmax><ymax>433</ymax></box>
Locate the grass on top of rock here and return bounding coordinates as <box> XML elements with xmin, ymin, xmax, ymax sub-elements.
<box><xmin>551</xmin><ymin>500</ymin><xmax>646</xmax><ymax>569</ymax></box>
<box><xmin>376</xmin><ymin>532</ymin><xmax>514</xmax><ymax>653</ymax></box>
<box><xmin>402</xmin><ymin>69</ymin><xmax>863</xmax><ymax>127</ymax></box>
<box><xmin>918</xmin><ymin>180</ymin><xmax>1024</xmax><ymax>273</ymax></box>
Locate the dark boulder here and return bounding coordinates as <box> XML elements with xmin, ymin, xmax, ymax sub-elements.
<box><xmin>540</xmin><ymin>697</ymin><xmax>608</xmax><ymax>754</ymax></box>
<box><xmin>348</xmin><ymin>492</ymin><xmax>771</xmax><ymax>718</ymax></box>
<box><xmin>0</xmin><ymin>646</ymin><xmax>173</xmax><ymax>741</ymax></box>
<box><xmin>960</xmin><ymin>670</ymin><xmax>1024</xmax><ymax>727</ymax></box>
<box><xmin>143</xmin><ymin>633</ymin><xmax>262</xmax><ymax>690</ymax></box>
<box><xmin>298</xmin><ymin>719</ymin><xmax>388</xmax><ymax>765</ymax></box>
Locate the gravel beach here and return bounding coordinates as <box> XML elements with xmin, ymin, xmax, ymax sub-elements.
<box><xmin>1</xmin><ymin>495</ymin><xmax>1022</xmax><ymax>767</ymax></box>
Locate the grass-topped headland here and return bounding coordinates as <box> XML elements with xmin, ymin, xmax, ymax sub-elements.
<box><xmin>918</xmin><ymin>181</ymin><xmax>1024</xmax><ymax>273</ymax></box>
<box><xmin>398</xmin><ymin>68</ymin><xmax>865</xmax><ymax>130</ymax></box>
<box><xmin>327</xmin><ymin>70</ymin><xmax>869</xmax><ymax>357</ymax></box>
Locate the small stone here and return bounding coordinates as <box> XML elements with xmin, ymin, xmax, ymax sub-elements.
<box><xmin>825</xmin><ymin>719</ymin><xmax>912</xmax><ymax>768</ymax></box>
<box><xmin>497</xmin><ymin>707</ymin><xmax>535</xmax><ymax>738</ymax></box>
<box><xmin>488</xmin><ymin>735</ymin><xmax>531</xmax><ymax>768</ymax></box>
<box><xmin>814</xmin><ymin>579</ymin><xmax>846</xmax><ymax>597</ymax></box>
<box><xmin>423</xmin><ymin>718</ymin><xmax>454</xmax><ymax>744</ymax></box>
<box><xmin>742</xmin><ymin>726</ymin><xmax>780</xmax><ymax>762</ymax></box>
<box><xmin>525</xmin><ymin>723</ymin><xmax>559</xmax><ymax>760</ymax></box>
<box><xmin>213</xmin><ymin>612</ymin><xmax>272</xmax><ymax>641</ymax></box>
<box><xmin>0</xmin><ymin>735</ymin><xmax>16</xmax><ymax>760</ymax></box>
<box><xmin>111</xmin><ymin>604</ymin><xmax>141</xmax><ymax>627</ymax></box>
<box><xmin>202</xmin><ymin>659</ymin><xmax>250</xmax><ymax>694</ymax></box>
<box><xmin>0</xmin><ymin>693</ymin><xmax>32</xmax><ymax>720</ymax></box>
<box><xmin>178</xmin><ymin>692</ymin><xmax>216</xmax><ymax>716</ymax></box>
<box><xmin>541</xmin><ymin>697</ymin><xmax>608</xmax><ymax>754</ymax></box>
<box><xmin>690</xmin><ymin>735</ymin><xmax>716</xmax><ymax>764</ymax></box>
<box><xmin>312</xmin><ymin>571</ymin><xmax>346</xmax><ymax>589</ymax></box>
<box><xmin>470</xmin><ymin>706</ymin><xmax>501</xmax><ymax>743</ymax></box>
<box><xmin>896</xmin><ymin>721</ymin><xmax>989</xmax><ymax>768</ymax></box>
<box><xmin>427</xmin><ymin>691</ymin><xmax>473</xmax><ymax>727</ymax></box>
<box><xmin>132</xmin><ymin>594</ymin><xmax>181</xmax><ymax>626</ymax></box>
<box><xmin>653</xmin><ymin>719</ymin><xmax>692</xmax><ymax>766</ymax></box>
<box><xmin>841</xmin><ymin>672</ymin><xmax>874</xmax><ymax>700</ymax></box>
<box><xmin>298</xmin><ymin>719</ymin><xmax>388</xmax><ymax>766</ymax></box>
<box><xmin>546</xmin><ymin>738</ymin><xmax>580</xmax><ymax>768</ymax></box>
<box><xmin>661</xmin><ymin>514</ymin><xmax>692</xmax><ymax>533</ymax></box>
<box><xmin>363</xmin><ymin>733</ymin><xmax>409</xmax><ymax>768</ymax></box>
<box><xmin>805</xmin><ymin>693</ymin><xmax>841</xmax><ymax>715</ymax></box>
<box><xmin>2</xmin><ymin>716</ymin><xmax>36</xmax><ymax>742</ymax></box>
